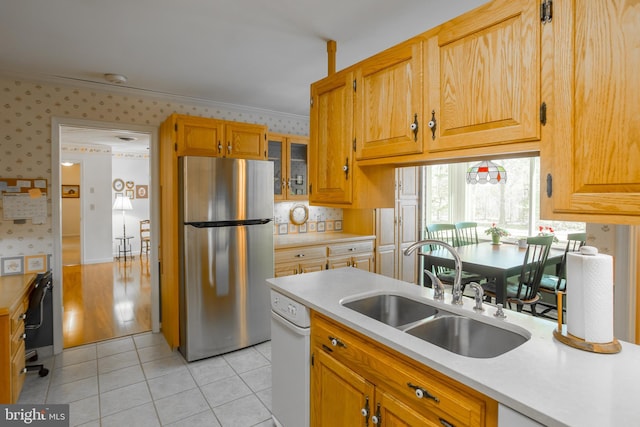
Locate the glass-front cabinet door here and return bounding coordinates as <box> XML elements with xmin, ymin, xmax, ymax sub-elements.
<box><xmin>268</xmin><ymin>133</ymin><xmax>308</xmax><ymax>201</ymax></box>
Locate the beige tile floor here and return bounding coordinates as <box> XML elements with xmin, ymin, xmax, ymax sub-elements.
<box><xmin>19</xmin><ymin>333</ymin><xmax>275</xmax><ymax>427</ymax></box>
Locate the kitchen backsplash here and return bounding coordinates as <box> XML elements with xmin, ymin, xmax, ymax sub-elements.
<box><xmin>273</xmin><ymin>202</ymin><xmax>342</xmax><ymax>235</ymax></box>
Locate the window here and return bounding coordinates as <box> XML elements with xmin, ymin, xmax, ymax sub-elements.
<box><xmin>422</xmin><ymin>157</ymin><xmax>585</xmax><ymax>243</ymax></box>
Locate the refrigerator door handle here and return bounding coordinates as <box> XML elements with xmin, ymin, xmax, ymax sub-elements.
<box><xmin>185</xmin><ymin>218</ymin><xmax>273</xmax><ymax>228</ymax></box>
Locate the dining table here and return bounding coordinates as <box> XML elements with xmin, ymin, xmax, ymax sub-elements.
<box><xmin>418</xmin><ymin>241</ymin><xmax>566</xmax><ymax>305</ymax></box>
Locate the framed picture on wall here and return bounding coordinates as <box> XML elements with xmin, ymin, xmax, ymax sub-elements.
<box><xmin>62</xmin><ymin>185</ymin><xmax>80</xmax><ymax>198</ymax></box>
<box><xmin>136</xmin><ymin>185</ymin><xmax>148</xmax><ymax>199</ymax></box>
<box><xmin>125</xmin><ymin>189</ymin><xmax>134</xmax><ymax>199</ymax></box>
<box><xmin>25</xmin><ymin>254</ymin><xmax>47</xmax><ymax>273</ymax></box>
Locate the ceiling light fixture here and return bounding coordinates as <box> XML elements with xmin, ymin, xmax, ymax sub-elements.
<box><xmin>465</xmin><ymin>160</ymin><xmax>507</xmax><ymax>184</ymax></box>
<box><xmin>61</xmin><ymin>161</ymin><xmax>74</xmax><ymax>167</ymax></box>
<box><xmin>104</xmin><ymin>73</ymin><xmax>127</xmax><ymax>84</ymax></box>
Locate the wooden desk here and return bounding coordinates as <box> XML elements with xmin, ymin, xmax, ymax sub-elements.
<box><xmin>0</xmin><ymin>273</ymin><xmax>37</xmax><ymax>403</ymax></box>
<box><xmin>419</xmin><ymin>242</ymin><xmax>565</xmax><ymax>305</ymax></box>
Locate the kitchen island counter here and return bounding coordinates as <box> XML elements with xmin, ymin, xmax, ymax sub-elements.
<box><xmin>267</xmin><ymin>268</ymin><xmax>640</xmax><ymax>427</ymax></box>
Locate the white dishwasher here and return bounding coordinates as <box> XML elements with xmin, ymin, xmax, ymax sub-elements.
<box><xmin>270</xmin><ymin>289</ymin><xmax>311</xmax><ymax>427</ymax></box>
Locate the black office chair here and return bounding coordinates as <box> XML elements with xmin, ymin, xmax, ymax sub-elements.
<box><xmin>24</xmin><ymin>271</ymin><xmax>52</xmax><ymax>377</ymax></box>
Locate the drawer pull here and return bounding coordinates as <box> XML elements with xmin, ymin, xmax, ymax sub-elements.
<box><xmin>439</xmin><ymin>418</ymin><xmax>454</xmax><ymax>427</ymax></box>
<box><xmin>407</xmin><ymin>382</ymin><xmax>440</xmax><ymax>402</ymax></box>
<box><xmin>295</xmin><ymin>253</ymin><xmax>305</xmax><ymax>258</ymax></box>
<box><xmin>328</xmin><ymin>336</ymin><xmax>347</xmax><ymax>348</ymax></box>
<box><xmin>22</xmin><ymin>333</ymin><xmax>27</xmax><ymax>340</ymax></box>
<box><xmin>21</xmin><ymin>367</ymin><xmax>28</xmax><ymax>374</ymax></box>
<box><xmin>20</xmin><ymin>313</ymin><xmax>27</xmax><ymax>320</ymax></box>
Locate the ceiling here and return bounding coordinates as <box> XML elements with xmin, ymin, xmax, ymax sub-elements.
<box><xmin>61</xmin><ymin>126</ymin><xmax>150</xmax><ymax>154</ymax></box>
<box><xmin>0</xmin><ymin>0</ymin><xmax>486</xmax><ymax>118</ymax></box>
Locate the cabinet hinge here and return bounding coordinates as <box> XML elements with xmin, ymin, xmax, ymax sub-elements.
<box><xmin>540</xmin><ymin>102</ymin><xmax>547</xmax><ymax>126</ymax></box>
<box><xmin>353</xmin><ymin>138</ymin><xmax>357</xmax><ymax>152</ymax></box>
<box><xmin>174</xmin><ymin>123</ymin><xmax>177</xmax><ymax>132</ymax></box>
<box><xmin>174</xmin><ymin>143</ymin><xmax>177</xmax><ymax>152</ymax></box>
<box><xmin>309</xmin><ymin>183</ymin><xmax>312</xmax><ymax>195</ymax></box>
<box><xmin>353</xmin><ymin>79</ymin><xmax>357</xmax><ymax>92</ymax></box>
<box><xmin>546</xmin><ymin>173</ymin><xmax>553</xmax><ymax>197</ymax></box>
<box><xmin>541</xmin><ymin>0</ymin><xmax>552</xmax><ymax>24</ymax></box>
<box><xmin>311</xmin><ymin>353</ymin><xmax>314</xmax><ymax>366</ymax></box>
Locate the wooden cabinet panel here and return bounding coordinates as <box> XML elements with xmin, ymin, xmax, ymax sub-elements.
<box><xmin>426</xmin><ymin>0</ymin><xmax>540</xmax><ymax>152</ymax></box>
<box><xmin>311</xmin><ymin>348</ymin><xmax>375</xmax><ymax>427</ymax></box>
<box><xmin>10</xmin><ymin>340</ymin><xmax>25</xmax><ymax>404</ymax></box>
<box><xmin>310</xmin><ymin>70</ymin><xmax>354</xmax><ymax>205</ymax></box>
<box><xmin>225</xmin><ymin>122</ymin><xmax>267</xmax><ymax>160</ymax></box>
<box><xmin>542</xmin><ymin>0</ymin><xmax>640</xmax><ymax>222</ymax></box>
<box><xmin>311</xmin><ymin>312</ymin><xmax>497</xmax><ymax>427</ymax></box>
<box><xmin>268</xmin><ymin>133</ymin><xmax>309</xmax><ymax>201</ymax></box>
<box><xmin>176</xmin><ymin>115</ymin><xmax>224</xmax><ymax>156</ymax></box>
<box><xmin>355</xmin><ymin>40</ymin><xmax>423</xmax><ymax>159</ymax></box>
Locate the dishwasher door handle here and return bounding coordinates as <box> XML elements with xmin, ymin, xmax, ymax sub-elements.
<box><xmin>271</xmin><ymin>310</ymin><xmax>311</xmax><ymax>335</ymax></box>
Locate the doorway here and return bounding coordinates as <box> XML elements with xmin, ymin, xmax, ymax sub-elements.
<box><xmin>52</xmin><ymin>118</ymin><xmax>160</xmax><ymax>354</ymax></box>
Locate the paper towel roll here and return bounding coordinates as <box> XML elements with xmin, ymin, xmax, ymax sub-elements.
<box><xmin>565</xmin><ymin>246</ymin><xmax>614</xmax><ymax>343</ymax></box>
<box><xmin>583</xmin><ymin>250</ymin><xmax>614</xmax><ymax>343</ymax></box>
<box><xmin>566</xmin><ymin>252</ymin><xmax>585</xmax><ymax>339</ymax></box>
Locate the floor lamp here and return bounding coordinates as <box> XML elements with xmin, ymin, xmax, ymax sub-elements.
<box><xmin>113</xmin><ymin>194</ymin><xmax>133</xmax><ymax>261</ymax></box>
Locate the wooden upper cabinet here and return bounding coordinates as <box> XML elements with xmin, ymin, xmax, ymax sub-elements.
<box><xmin>425</xmin><ymin>0</ymin><xmax>540</xmax><ymax>152</ymax></box>
<box><xmin>541</xmin><ymin>0</ymin><xmax>640</xmax><ymax>223</ymax></box>
<box><xmin>309</xmin><ymin>70</ymin><xmax>354</xmax><ymax>205</ymax></box>
<box><xmin>355</xmin><ymin>40</ymin><xmax>423</xmax><ymax>160</ymax></box>
<box><xmin>176</xmin><ymin>115</ymin><xmax>225</xmax><ymax>156</ymax></box>
<box><xmin>268</xmin><ymin>133</ymin><xmax>308</xmax><ymax>201</ymax></box>
<box><xmin>225</xmin><ymin>122</ymin><xmax>267</xmax><ymax>160</ymax></box>
<box><xmin>173</xmin><ymin>114</ymin><xmax>266</xmax><ymax>159</ymax></box>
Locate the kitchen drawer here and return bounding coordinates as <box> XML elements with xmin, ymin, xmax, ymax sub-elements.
<box><xmin>275</xmin><ymin>245</ymin><xmax>326</xmax><ymax>264</ymax></box>
<box><xmin>10</xmin><ymin>320</ymin><xmax>25</xmax><ymax>357</ymax></box>
<box><xmin>10</xmin><ymin>297</ymin><xmax>27</xmax><ymax>336</ymax></box>
<box><xmin>327</xmin><ymin>240</ymin><xmax>374</xmax><ymax>256</ymax></box>
<box><xmin>10</xmin><ymin>340</ymin><xmax>26</xmax><ymax>404</ymax></box>
<box><xmin>312</xmin><ymin>312</ymin><xmax>490</xmax><ymax>427</ymax></box>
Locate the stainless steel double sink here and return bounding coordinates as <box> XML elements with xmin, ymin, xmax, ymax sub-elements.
<box><xmin>341</xmin><ymin>294</ymin><xmax>529</xmax><ymax>358</ymax></box>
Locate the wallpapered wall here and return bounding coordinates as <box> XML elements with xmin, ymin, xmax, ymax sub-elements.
<box><xmin>0</xmin><ymin>76</ymin><xmax>310</xmax><ymax>267</ymax></box>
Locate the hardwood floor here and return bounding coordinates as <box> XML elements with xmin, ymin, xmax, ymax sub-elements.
<box><xmin>62</xmin><ymin>258</ymin><xmax>151</xmax><ymax>348</ymax></box>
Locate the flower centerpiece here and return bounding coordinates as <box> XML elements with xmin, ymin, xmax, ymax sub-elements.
<box><xmin>485</xmin><ymin>223</ymin><xmax>510</xmax><ymax>244</ymax></box>
<box><xmin>538</xmin><ymin>225</ymin><xmax>559</xmax><ymax>242</ymax></box>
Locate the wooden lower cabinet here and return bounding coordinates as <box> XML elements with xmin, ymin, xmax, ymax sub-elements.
<box><xmin>275</xmin><ymin>237</ymin><xmax>375</xmax><ymax>278</ymax></box>
<box><xmin>311</xmin><ymin>312</ymin><xmax>498</xmax><ymax>427</ymax></box>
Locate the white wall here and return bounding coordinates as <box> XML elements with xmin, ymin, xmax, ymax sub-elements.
<box><xmin>111</xmin><ymin>155</ymin><xmax>150</xmax><ymax>256</ymax></box>
<box><xmin>62</xmin><ymin>146</ymin><xmax>113</xmax><ymax>264</ymax></box>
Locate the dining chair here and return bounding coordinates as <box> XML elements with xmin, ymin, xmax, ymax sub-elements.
<box><xmin>455</xmin><ymin>222</ymin><xmax>479</xmax><ymax>246</ymax></box>
<box><xmin>140</xmin><ymin>219</ymin><xmax>151</xmax><ymax>257</ymax></box>
<box><xmin>425</xmin><ymin>223</ymin><xmax>483</xmax><ymax>292</ymax></box>
<box><xmin>482</xmin><ymin>235</ymin><xmax>554</xmax><ymax>315</ymax></box>
<box><xmin>537</xmin><ymin>232</ymin><xmax>587</xmax><ymax>317</ymax></box>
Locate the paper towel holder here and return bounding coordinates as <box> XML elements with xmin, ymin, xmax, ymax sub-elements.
<box><xmin>553</xmin><ymin>291</ymin><xmax>621</xmax><ymax>354</ymax></box>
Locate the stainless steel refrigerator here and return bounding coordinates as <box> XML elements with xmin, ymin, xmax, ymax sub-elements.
<box><xmin>178</xmin><ymin>156</ymin><xmax>274</xmax><ymax>362</ymax></box>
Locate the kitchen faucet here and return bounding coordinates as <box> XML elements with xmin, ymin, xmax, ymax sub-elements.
<box><xmin>404</xmin><ymin>239</ymin><xmax>463</xmax><ymax>305</ymax></box>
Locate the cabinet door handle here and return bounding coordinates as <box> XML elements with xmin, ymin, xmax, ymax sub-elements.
<box><xmin>428</xmin><ymin>110</ymin><xmax>437</xmax><ymax>140</ymax></box>
<box><xmin>407</xmin><ymin>382</ymin><xmax>440</xmax><ymax>402</ymax></box>
<box><xmin>328</xmin><ymin>336</ymin><xmax>347</xmax><ymax>348</ymax></box>
<box><xmin>227</xmin><ymin>143</ymin><xmax>232</xmax><ymax>154</ymax></box>
<box><xmin>343</xmin><ymin>158</ymin><xmax>349</xmax><ymax>180</ymax></box>
<box><xmin>361</xmin><ymin>396</ymin><xmax>370</xmax><ymax>426</ymax></box>
<box><xmin>371</xmin><ymin>403</ymin><xmax>381</xmax><ymax>425</ymax></box>
<box><xmin>410</xmin><ymin>113</ymin><xmax>419</xmax><ymax>141</ymax></box>
<box><xmin>217</xmin><ymin>141</ymin><xmax>222</xmax><ymax>154</ymax></box>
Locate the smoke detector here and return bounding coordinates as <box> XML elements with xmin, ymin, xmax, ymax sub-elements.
<box><xmin>104</xmin><ymin>73</ymin><xmax>127</xmax><ymax>84</ymax></box>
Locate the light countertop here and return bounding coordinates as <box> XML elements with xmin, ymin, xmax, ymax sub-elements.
<box><xmin>267</xmin><ymin>268</ymin><xmax>640</xmax><ymax>427</ymax></box>
<box><xmin>274</xmin><ymin>232</ymin><xmax>375</xmax><ymax>249</ymax></box>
